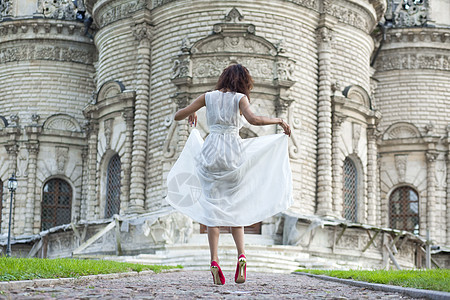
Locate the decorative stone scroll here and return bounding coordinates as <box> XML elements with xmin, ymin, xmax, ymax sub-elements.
<box><xmin>0</xmin><ymin>115</ymin><xmax>8</xmax><ymax>129</ymax></box>
<box><xmin>44</xmin><ymin>114</ymin><xmax>82</xmax><ymax>132</ymax></box>
<box><xmin>382</xmin><ymin>122</ymin><xmax>421</xmax><ymax>140</ymax></box>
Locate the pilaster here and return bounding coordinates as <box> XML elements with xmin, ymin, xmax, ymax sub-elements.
<box><xmin>331</xmin><ymin>112</ymin><xmax>346</xmax><ymax>217</ymax></box>
<box><xmin>315</xmin><ymin>15</ymin><xmax>336</xmax><ymax>217</ymax></box>
<box><xmin>121</xmin><ymin>108</ymin><xmax>134</xmax><ymax>213</ymax></box>
<box><xmin>366</xmin><ymin>122</ymin><xmax>379</xmax><ymax>226</ymax></box>
<box><xmin>128</xmin><ymin>14</ymin><xmax>151</xmax><ymax>214</ymax></box>
<box><xmin>426</xmin><ymin>149</ymin><xmax>438</xmax><ymax>240</ymax></box>
<box><xmin>86</xmin><ymin>120</ymin><xmax>99</xmax><ymax>220</ymax></box>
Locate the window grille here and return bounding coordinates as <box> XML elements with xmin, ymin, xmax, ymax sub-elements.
<box><xmin>105</xmin><ymin>154</ymin><xmax>121</xmax><ymax>218</ymax></box>
<box><xmin>41</xmin><ymin>179</ymin><xmax>72</xmax><ymax>231</ymax></box>
<box><xmin>389</xmin><ymin>186</ymin><xmax>419</xmax><ymax>234</ymax></box>
<box><xmin>343</xmin><ymin>157</ymin><xmax>358</xmax><ymax>222</ymax></box>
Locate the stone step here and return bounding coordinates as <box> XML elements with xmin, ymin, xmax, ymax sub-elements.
<box><xmin>105</xmin><ymin>243</ymin><xmax>312</xmax><ymax>273</ymax></box>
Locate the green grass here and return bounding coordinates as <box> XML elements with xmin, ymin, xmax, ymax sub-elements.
<box><xmin>297</xmin><ymin>269</ymin><xmax>450</xmax><ymax>293</ymax></box>
<box><xmin>0</xmin><ymin>257</ymin><xmax>182</xmax><ymax>281</ymax></box>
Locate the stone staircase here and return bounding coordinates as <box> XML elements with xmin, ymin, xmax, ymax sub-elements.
<box><xmin>102</xmin><ymin>234</ymin><xmax>335</xmax><ymax>273</ymax></box>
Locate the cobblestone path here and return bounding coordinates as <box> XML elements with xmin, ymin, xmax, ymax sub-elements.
<box><xmin>1</xmin><ymin>271</ymin><xmax>422</xmax><ymax>299</ymax></box>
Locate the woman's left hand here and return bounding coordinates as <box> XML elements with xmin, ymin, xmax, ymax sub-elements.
<box><xmin>188</xmin><ymin>113</ymin><xmax>197</xmax><ymax>127</ymax></box>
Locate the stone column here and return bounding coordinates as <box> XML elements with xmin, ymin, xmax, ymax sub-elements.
<box><xmin>315</xmin><ymin>19</ymin><xmax>335</xmax><ymax>217</ymax></box>
<box><xmin>25</xmin><ymin>141</ymin><xmax>39</xmax><ymax>235</ymax></box>
<box><xmin>129</xmin><ymin>20</ymin><xmax>151</xmax><ymax>213</ymax></box>
<box><xmin>426</xmin><ymin>150</ymin><xmax>438</xmax><ymax>240</ymax></box>
<box><xmin>86</xmin><ymin>120</ymin><xmax>99</xmax><ymax>220</ymax></box>
<box><xmin>366</xmin><ymin>124</ymin><xmax>378</xmax><ymax>225</ymax></box>
<box><xmin>121</xmin><ymin>108</ymin><xmax>134</xmax><ymax>213</ymax></box>
<box><xmin>331</xmin><ymin>113</ymin><xmax>346</xmax><ymax>217</ymax></box>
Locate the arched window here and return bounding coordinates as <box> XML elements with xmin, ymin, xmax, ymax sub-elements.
<box><xmin>343</xmin><ymin>157</ymin><xmax>358</xmax><ymax>222</ymax></box>
<box><xmin>41</xmin><ymin>179</ymin><xmax>72</xmax><ymax>231</ymax></box>
<box><xmin>389</xmin><ymin>186</ymin><xmax>419</xmax><ymax>234</ymax></box>
<box><xmin>105</xmin><ymin>154</ymin><xmax>121</xmax><ymax>218</ymax></box>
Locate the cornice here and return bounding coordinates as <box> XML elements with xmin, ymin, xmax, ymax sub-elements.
<box><xmin>383</xmin><ymin>28</ymin><xmax>450</xmax><ymax>47</ymax></box>
<box><xmin>0</xmin><ymin>18</ymin><xmax>93</xmax><ymax>44</ymax></box>
<box><xmin>92</xmin><ymin>0</ymin><xmax>148</xmax><ymax>28</ymax></box>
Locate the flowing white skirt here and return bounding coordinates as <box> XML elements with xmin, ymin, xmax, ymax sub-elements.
<box><xmin>166</xmin><ymin>128</ymin><xmax>293</xmax><ymax>227</ymax></box>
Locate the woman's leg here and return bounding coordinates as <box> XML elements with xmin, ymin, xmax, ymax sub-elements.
<box><xmin>207</xmin><ymin>226</ymin><xmax>220</xmax><ymax>262</ymax></box>
<box><xmin>231</xmin><ymin>226</ymin><xmax>245</xmax><ymax>257</ymax></box>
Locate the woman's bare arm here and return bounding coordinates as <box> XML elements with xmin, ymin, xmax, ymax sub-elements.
<box><xmin>174</xmin><ymin>93</ymin><xmax>206</xmax><ymax>126</ymax></box>
<box><xmin>239</xmin><ymin>96</ymin><xmax>291</xmax><ymax>136</ymax></box>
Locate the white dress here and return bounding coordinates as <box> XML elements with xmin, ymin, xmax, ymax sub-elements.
<box><xmin>166</xmin><ymin>90</ymin><xmax>293</xmax><ymax>227</ymax></box>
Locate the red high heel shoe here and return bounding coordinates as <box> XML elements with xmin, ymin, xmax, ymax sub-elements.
<box><xmin>235</xmin><ymin>254</ymin><xmax>246</xmax><ymax>283</ymax></box>
<box><xmin>210</xmin><ymin>261</ymin><xmax>225</xmax><ymax>285</ymax></box>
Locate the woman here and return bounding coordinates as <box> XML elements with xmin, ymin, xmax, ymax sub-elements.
<box><xmin>166</xmin><ymin>64</ymin><xmax>293</xmax><ymax>285</ymax></box>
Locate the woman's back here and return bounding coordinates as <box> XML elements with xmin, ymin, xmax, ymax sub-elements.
<box><xmin>205</xmin><ymin>91</ymin><xmax>244</xmax><ymax>128</ymax></box>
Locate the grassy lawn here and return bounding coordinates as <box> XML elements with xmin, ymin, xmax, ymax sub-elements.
<box><xmin>0</xmin><ymin>257</ymin><xmax>181</xmax><ymax>281</ymax></box>
<box><xmin>297</xmin><ymin>269</ymin><xmax>450</xmax><ymax>293</ymax></box>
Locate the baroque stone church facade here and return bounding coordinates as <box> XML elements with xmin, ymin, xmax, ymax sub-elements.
<box><xmin>0</xmin><ymin>0</ymin><xmax>449</xmax><ymax>266</ymax></box>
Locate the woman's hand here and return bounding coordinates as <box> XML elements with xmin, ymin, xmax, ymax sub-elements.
<box><xmin>188</xmin><ymin>112</ymin><xmax>197</xmax><ymax>127</ymax></box>
<box><xmin>279</xmin><ymin>119</ymin><xmax>291</xmax><ymax>137</ymax></box>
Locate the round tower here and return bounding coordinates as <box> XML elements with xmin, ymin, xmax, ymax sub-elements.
<box><xmin>374</xmin><ymin>0</ymin><xmax>450</xmax><ymax>245</ymax></box>
<box><xmin>0</xmin><ymin>0</ymin><xmax>95</xmax><ymax>234</ymax></box>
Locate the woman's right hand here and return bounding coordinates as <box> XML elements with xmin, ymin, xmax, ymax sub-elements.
<box><xmin>279</xmin><ymin>119</ymin><xmax>291</xmax><ymax>137</ymax></box>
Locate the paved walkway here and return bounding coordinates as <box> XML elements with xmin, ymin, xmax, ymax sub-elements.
<box><xmin>0</xmin><ymin>271</ymin><xmax>422</xmax><ymax>299</ymax></box>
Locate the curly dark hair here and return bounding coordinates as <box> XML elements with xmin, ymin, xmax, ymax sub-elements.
<box><xmin>215</xmin><ymin>64</ymin><xmax>254</xmax><ymax>100</ymax></box>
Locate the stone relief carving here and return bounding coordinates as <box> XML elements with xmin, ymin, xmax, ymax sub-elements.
<box><xmin>435</xmin><ymin>156</ymin><xmax>446</xmax><ymax>188</ymax></box>
<box><xmin>0</xmin><ymin>45</ymin><xmax>94</xmax><ymax>65</ymax></box>
<box><xmin>45</xmin><ymin>114</ymin><xmax>82</xmax><ymax>132</ymax></box>
<box><xmin>99</xmin><ymin>0</ymin><xmax>147</xmax><ymax>27</ymax></box>
<box><xmin>275</xmin><ymin>60</ymin><xmax>295</xmax><ymax>81</ymax></box>
<box><xmin>16</xmin><ymin>147</ymin><xmax>29</xmax><ymax>177</ymax></box>
<box><xmin>104</xmin><ymin>118</ymin><xmax>114</xmax><ymax>150</ymax></box>
<box><xmin>323</xmin><ymin>1</ymin><xmax>369</xmax><ymax>32</ymax></box>
<box><xmin>385</xmin><ymin>0</ymin><xmax>428</xmax><ymax>27</ymax></box>
<box><xmin>394</xmin><ymin>154</ymin><xmax>408</xmax><ymax>182</ymax></box>
<box><xmin>352</xmin><ymin>123</ymin><xmax>361</xmax><ymax>154</ymax></box>
<box><xmin>56</xmin><ymin>146</ymin><xmax>69</xmax><ymax>173</ymax></box>
<box><xmin>38</xmin><ymin>0</ymin><xmax>77</xmax><ymax>20</ymax></box>
<box><xmin>375</xmin><ymin>54</ymin><xmax>450</xmax><ymax>72</ymax></box>
<box><xmin>383</xmin><ymin>122</ymin><xmax>421</xmax><ymax>140</ymax></box>
<box><xmin>424</xmin><ymin>121</ymin><xmax>434</xmax><ymax>135</ymax></box>
<box><xmin>132</xmin><ymin>22</ymin><xmax>152</xmax><ymax>42</ymax></box>
<box><xmin>171</xmin><ymin>57</ymin><xmax>191</xmax><ymax>79</ymax></box>
<box><xmin>0</xmin><ymin>0</ymin><xmax>12</xmax><ymax>18</ymax></box>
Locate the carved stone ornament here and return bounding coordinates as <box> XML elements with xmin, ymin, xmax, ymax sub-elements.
<box><xmin>352</xmin><ymin>123</ymin><xmax>362</xmax><ymax>154</ymax></box>
<box><xmin>31</xmin><ymin>113</ymin><xmax>41</xmax><ymax>125</ymax></box>
<box><xmin>426</xmin><ymin>150</ymin><xmax>438</xmax><ymax>162</ymax></box>
<box><xmin>225</xmin><ymin>7</ymin><xmax>244</xmax><ymax>23</ymax></box>
<box><xmin>171</xmin><ymin>56</ymin><xmax>191</xmax><ymax>79</ymax></box>
<box><xmin>104</xmin><ymin>118</ymin><xmax>114</xmax><ymax>150</ymax></box>
<box><xmin>132</xmin><ymin>22</ymin><xmax>152</xmax><ymax>42</ymax></box>
<box><xmin>424</xmin><ymin>121</ymin><xmax>434</xmax><ymax>135</ymax></box>
<box><xmin>343</xmin><ymin>85</ymin><xmax>371</xmax><ymax>108</ymax></box>
<box><xmin>56</xmin><ymin>146</ymin><xmax>69</xmax><ymax>173</ymax></box>
<box><xmin>16</xmin><ymin>147</ymin><xmax>29</xmax><ymax>177</ymax></box>
<box><xmin>9</xmin><ymin>114</ymin><xmax>19</xmax><ymax>126</ymax></box>
<box><xmin>435</xmin><ymin>156</ymin><xmax>446</xmax><ymax>188</ymax></box>
<box><xmin>96</xmin><ymin>81</ymin><xmax>125</xmax><ymax>102</ymax></box>
<box><xmin>386</xmin><ymin>0</ymin><xmax>428</xmax><ymax>28</ymax></box>
<box><xmin>38</xmin><ymin>0</ymin><xmax>77</xmax><ymax>20</ymax></box>
<box><xmin>44</xmin><ymin>114</ymin><xmax>82</xmax><ymax>132</ymax></box>
<box><xmin>383</xmin><ymin>122</ymin><xmax>421</xmax><ymax>140</ymax></box>
<box><xmin>394</xmin><ymin>154</ymin><xmax>408</xmax><ymax>182</ymax></box>
<box><xmin>0</xmin><ymin>0</ymin><xmax>12</xmax><ymax>18</ymax></box>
